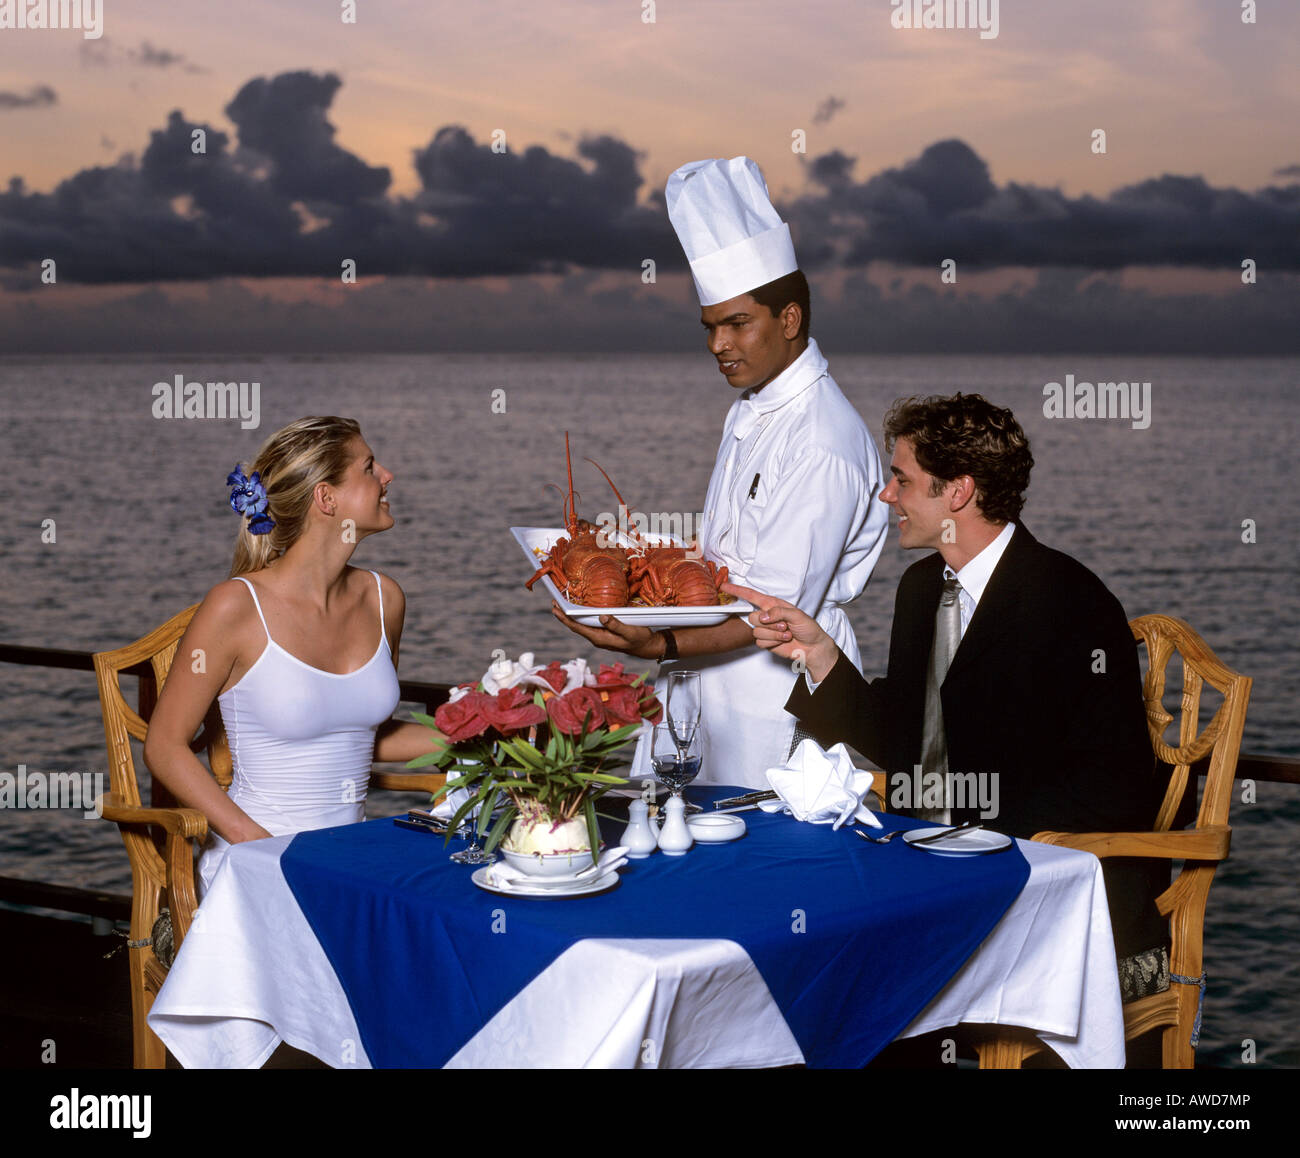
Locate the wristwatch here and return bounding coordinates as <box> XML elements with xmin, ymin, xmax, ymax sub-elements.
<box><xmin>658</xmin><ymin>629</ymin><xmax>679</xmax><ymax>662</ymax></box>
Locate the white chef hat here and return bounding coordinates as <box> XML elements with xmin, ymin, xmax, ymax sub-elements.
<box><xmin>666</xmin><ymin>156</ymin><xmax>799</xmax><ymax>306</ymax></box>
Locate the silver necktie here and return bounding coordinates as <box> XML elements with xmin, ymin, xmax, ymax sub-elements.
<box><xmin>917</xmin><ymin>577</ymin><xmax>962</xmax><ymax>823</ymax></box>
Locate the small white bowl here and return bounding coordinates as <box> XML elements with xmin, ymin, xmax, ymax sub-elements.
<box><xmin>686</xmin><ymin>814</ymin><xmax>747</xmax><ymax>843</ymax></box>
<box><xmin>500</xmin><ymin>848</ymin><xmax>599</xmax><ymax>878</ymax></box>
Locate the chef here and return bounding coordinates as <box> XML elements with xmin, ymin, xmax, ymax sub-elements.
<box><xmin>554</xmin><ymin>155</ymin><xmax>889</xmax><ymax>789</ymax></box>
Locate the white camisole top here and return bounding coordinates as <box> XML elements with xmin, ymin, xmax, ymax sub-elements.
<box><xmin>197</xmin><ymin>569</ymin><xmax>402</xmax><ymax>894</ymax></box>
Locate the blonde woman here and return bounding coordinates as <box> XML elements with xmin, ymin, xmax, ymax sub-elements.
<box><xmin>144</xmin><ymin>416</ymin><xmax>444</xmax><ymax>892</ymax></box>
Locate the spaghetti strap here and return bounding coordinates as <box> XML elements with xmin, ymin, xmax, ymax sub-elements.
<box><xmin>234</xmin><ymin>576</ymin><xmax>273</xmax><ymax>641</ymax></box>
<box><xmin>369</xmin><ymin>570</ymin><xmax>387</xmax><ymax>640</ymax></box>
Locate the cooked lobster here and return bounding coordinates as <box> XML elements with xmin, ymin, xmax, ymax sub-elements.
<box><xmin>628</xmin><ymin>548</ymin><xmax>729</xmax><ymax>607</ymax></box>
<box><xmin>526</xmin><ymin>435</ymin><xmax>731</xmax><ymax>608</ymax></box>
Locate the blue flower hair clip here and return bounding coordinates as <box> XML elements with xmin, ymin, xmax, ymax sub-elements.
<box><xmin>227</xmin><ymin>466</ymin><xmax>275</xmax><ymax>535</ymax></box>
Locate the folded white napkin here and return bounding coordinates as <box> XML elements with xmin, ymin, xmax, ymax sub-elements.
<box><xmin>431</xmin><ymin>785</ymin><xmax>476</xmax><ymax>823</ymax></box>
<box><xmin>488</xmin><ymin>846</ymin><xmax>629</xmax><ymax>888</ymax></box>
<box><xmin>759</xmin><ymin>740</ymin><xmax>883</xmax><ymax>829</ymax></box>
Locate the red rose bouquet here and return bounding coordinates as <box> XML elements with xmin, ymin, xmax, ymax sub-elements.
<box><xmin>407</xmin><ymin>653</ymin><xmax>662</xmax><ymax>861</ymax></box>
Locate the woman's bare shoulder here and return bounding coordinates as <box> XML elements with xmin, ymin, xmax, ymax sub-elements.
<box><xmin>188</xmin><ymin>577</ymin><xmax>262</xmax><ymax>644</ymax></box>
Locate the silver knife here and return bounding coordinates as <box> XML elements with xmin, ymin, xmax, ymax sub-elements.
<box><xmin>712</xmin><ymin>790</ymin><xmax>778</xmax><ymax>810</ymax></box>
<box><xmin>910</xmin><ymin>822</ymin><xmax>983</xmax><ymax>846</ymax></box>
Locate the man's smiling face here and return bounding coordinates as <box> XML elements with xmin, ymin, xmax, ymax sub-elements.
<box><xmin>880</xmin><ymin>436</ymin><xmax>954</xmax><ymax>550</ymax></box>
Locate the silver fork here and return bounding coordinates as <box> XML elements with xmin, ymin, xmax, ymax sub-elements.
<box><xmin>856</xmin><ymin>821</ymin><xmax>978</xmax><ymax>846</ymax></box>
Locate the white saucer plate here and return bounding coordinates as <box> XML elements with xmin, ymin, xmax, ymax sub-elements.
<box><xmin>902</xmin><ymin>827</ymin><xmax>1012</xmax><ymax>856</ymax></box>
<box><xmin>471</xmin><ymin>865</ymin><xmax>621</xmax><ymax>898</ymax></box>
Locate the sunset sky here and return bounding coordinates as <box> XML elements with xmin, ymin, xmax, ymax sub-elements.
<box><xmin>2</xmin><ymin>0</ymin><xmax>1298</xmax><ymax>351</ymax></box>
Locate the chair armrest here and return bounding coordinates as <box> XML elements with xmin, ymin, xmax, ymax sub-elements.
<box><xmin>1030</xmin><ymin>825</ymin><xmax>1230</xmax><ymax>861</ymax></box>
<box><xmin>97</xmin><ymin>791</ymin><xmax>210</xmax><ymax>840</ymax></box>
<box><xmin>371</xmin><ymin>771</ymin><xmax>447</xmax><ymax>793</ymax></box>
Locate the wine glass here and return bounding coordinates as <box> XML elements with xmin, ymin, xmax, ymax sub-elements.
<box><xmin>446</xmin><ymin>789</ymin><xmax>496</xmax><ymax>866</ymax></box>
<box><xmin>651</xmin><ymin>723</ymin><xmax>702</xmax><ymax>804</ymax></box>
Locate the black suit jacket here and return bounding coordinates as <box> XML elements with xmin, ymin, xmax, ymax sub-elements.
<box><xmin>787</xmin><ymin>524</ymin><xmax>1167</xmax><ymax>956</ymax></box>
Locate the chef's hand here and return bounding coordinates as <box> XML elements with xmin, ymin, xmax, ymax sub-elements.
<box><xmin>552</xmin><ymin>602</ymin><xmax>663</xmax><ymax>660</ymax></box>
<box><xmin>721</xmin><ymin>583</ymin><xmax>840</xmax><ymax>683</ymax></box>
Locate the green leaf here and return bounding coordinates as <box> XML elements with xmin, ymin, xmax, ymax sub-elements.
<box><xmin>504</xmin><ymin>739</ymin><xmax>547</xmax><ymax>770</ymax></box>
<box><xmin>447</xmin><ymin>798</ymin><xmax>476</xmax><ymax>835</ymax></box>
<box><xmin>483</xmin><ymin>804</ymin><xmax>516</xmax><ymax>854</ymax></box>
<box><xmin>477</xmin><ymin>784</ymin><xmax>499</xmax><ymax>836</ymax></box>
<box><xmin>409</xmin><ymin>712</ymin><xmax>441</xmax><ymax>729</ymax></box>
<box><xmin>571</xmin><ymin>772</ymin><xmax>628</xmax><ymax>785</ymax></box>
<box><xmin>404</xmin><ymin>751</ymin><xmax>443</xmax><ymax>769</ymax></box>
<box><xmin>583</xmin><ymin>794</ymin><xmax>601</xmax><ymax>868</ymax></box>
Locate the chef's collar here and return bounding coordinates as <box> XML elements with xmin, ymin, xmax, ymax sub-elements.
<box><xmin>732</xmin><ymin>337</ymin><xmax>828</xmax><ymax>440</ymax></box>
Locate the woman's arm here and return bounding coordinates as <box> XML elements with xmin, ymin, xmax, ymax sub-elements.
<box><xmin>143</xmin><ymin>581</ymin><xmax>273</xmax><ymax>843</ymax></box>
<box><xmin>371</xmin><ymin>573</ymin><xmax>450</xmax><ymax>764</ymax></box>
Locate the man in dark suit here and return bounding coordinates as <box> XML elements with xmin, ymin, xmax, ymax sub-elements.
<box><xmin>727</xmin><ymin>393</ymin><xmax>1167</xmax><ymax>977</ymax></box>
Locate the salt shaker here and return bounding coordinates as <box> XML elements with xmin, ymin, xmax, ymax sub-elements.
<box><xmin>656</xmin><ymin>795</ymin><xmax>693</xmax><ymax>856</ymax></box>
<box><xmin>621</xmin><ymin>799</ymin><xmax>659</xmax><ymax>859</ymax></box>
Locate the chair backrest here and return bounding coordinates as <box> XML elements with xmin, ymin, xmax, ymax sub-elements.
<box><xmin>1130</xmin><ymin>614</ymin><xmax>1252</xmax><ymax>834</ymax></box>
<box><xmin>94</xmin><ymin>605</ymin><xmax>236</xmax><ymax>1068</ymax></box>
<box><xmin>94</xmin><ymin>604</ymin><xmax>232</xmax><ymax>813</ymax></box>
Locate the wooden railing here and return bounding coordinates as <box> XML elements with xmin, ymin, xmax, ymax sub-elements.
<box><xmin>2</xmin><ymin>641</ymin><xmax>1297</xmax><ymax>923</ymax></box>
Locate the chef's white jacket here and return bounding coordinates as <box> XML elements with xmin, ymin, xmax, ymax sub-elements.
<box><xmin>632</xmin><ymin>337</ymin><xmax>889</xmax><ymax>790</ymax></box>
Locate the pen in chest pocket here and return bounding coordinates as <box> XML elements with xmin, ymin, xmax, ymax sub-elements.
<box><xmin>748</xmin><ymin>473</ymin><xmax>761</xmax><ymax>500</ymax></box>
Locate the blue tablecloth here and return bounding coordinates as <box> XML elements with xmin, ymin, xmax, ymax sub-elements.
<box><xmin>280</xmin><ymin>789</ymin><xmax>1029</xmax><ymax>1067</ymax></box>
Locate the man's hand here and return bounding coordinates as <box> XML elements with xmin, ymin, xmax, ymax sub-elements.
<box><xmin>552</xmin><ymin>602</ymin><xmax>662</xmax><ymax>660</ymax></box>
<box><xmin>722</xmin><ymin>582</ymin><xmax>840</xmax><ymax>683</ymax></box>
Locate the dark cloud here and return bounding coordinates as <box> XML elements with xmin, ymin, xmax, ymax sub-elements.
<box><xmin>811</xmin><ymin>96</ymin><xmax>845</xmax><ymax>126</ymax></box>
<box><xmin>225</xmin><ymin>73</ymin><xmax>390</xmax><ymax>205</ymax></box>
<box><xmin>0</xmin><ymin>85</ymin><xmax>57</xmax><ymax>110</ymax></box>
<box><xmin>407</xmin><ymin>127</ymin><xmax>670</xmax><ymax>274</ymax></box>
<box><xmin>0</xmin><ymin>70</ymin><xmax>675</xmax><ymax>283</ymax></box>
<box><xmin>786</xmin><ymin>139</ymin><xmax>1300</xmax><ymax>270</ymax></box>
<box><xmin>78</xmin><ymin>37</ymin><xmax>202</xmax><ymax>72</ymax></box>
<box><xmin>131</xmin><ymin>41</ymin><xmax>204</xmax><ymax>73</ymax></box>
<box><xmin>2</xmin><ymin>72</ymin><xmax>1298</xmax><ymax>295</ymax></box>
<box><xmin>1274</xmin><ymin>164</ymin><xmax>1300</xmax><ymax>178</ymax></box>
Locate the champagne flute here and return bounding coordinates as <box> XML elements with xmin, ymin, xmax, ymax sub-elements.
<box><xmin>665</xmin><ymin>670</ymin><xmax>702</xmax><ymax>754</ymax></box>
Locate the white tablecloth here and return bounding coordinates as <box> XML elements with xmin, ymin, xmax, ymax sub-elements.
<box><xmin>149</xmin><ymin>832</ymin><xmax>1125</xmax><ymax>1068</ymax></box>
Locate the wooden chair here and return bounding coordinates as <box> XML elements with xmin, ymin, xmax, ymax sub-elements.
<box><xmin>94</xmin><ymin>604</ymin><xmax>446</xmax><ymax>1068</ymax></box>
<box><xmin>975</xmin><ymin>614</ymin><xmax>1251</xmax><ymax>1068</ymax></box>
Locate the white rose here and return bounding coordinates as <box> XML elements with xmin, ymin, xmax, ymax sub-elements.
<box><xmin>482</xmin><ymin>652</ymin><xmax>544</xmax><ymax>695</ymax></box>
<box><xmin>560</xmin><ymin>657</ymin><xmax>594</xmax><ymax>695</ymax></box>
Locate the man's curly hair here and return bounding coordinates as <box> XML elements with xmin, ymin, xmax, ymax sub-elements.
<box><xmin>883</xmin><ymin>394</ymin><xmax>1033</xmax><ymax>524</ymax></box>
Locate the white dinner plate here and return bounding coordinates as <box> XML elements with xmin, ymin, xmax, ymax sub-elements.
<box><xmin>902</xmin><ymin>827</ymin><xmax>1012</xmax><ymax>856</ymax></box>
<box><xmin>511</xmin><ymin>526</ymin><xmax>753</xmax><ymax>628</ymax></box>
<box><xmin>471</xmin><ymin>865</ymin><xmax>621</xmax><ymax>899</ymax></box>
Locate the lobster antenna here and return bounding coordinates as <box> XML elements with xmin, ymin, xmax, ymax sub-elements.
<box><xmin>585</xmin><ymin>456</ymin><xmax>634</xmax><ymax>521</ymax></box>
<box><xmin>564</xmin><ymin>431</ymin><xmax>576</xmax><ymax>527</ymax></box>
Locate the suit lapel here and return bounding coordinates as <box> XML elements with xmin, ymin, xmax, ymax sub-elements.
<box><xmin>944</xmin><ymin>524</ymin><xmax>1039</xmax><ymax>684</ymax></box>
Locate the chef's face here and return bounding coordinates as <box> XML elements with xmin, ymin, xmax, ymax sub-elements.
<box><xmin>700</xmin><ymin>292</ymin><xmax>802</xmax><ymax>392</ymax></box>
<box><xmin>880</xmin><ymin>437</ymin><xmax>954</xmax><ymax>550</ymax></box>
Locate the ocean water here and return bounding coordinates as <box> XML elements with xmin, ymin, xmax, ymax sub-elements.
<box><xmin>1</xmin><ymin>352</ymin><xmax>1297</xmax><ymax>1066</ymax></box>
